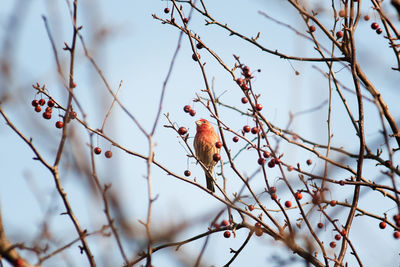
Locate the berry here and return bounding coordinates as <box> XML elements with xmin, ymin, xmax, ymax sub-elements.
<box><xmin>243</xmin><ymin>125</ymin><xmax>251</xmax><ymax>133</ymax></box>
<box><xmin>330</xmin><ymin>200</ymin><xmax>337</xmax><ymax>207</ymax></box>
<box><xmin>223</xmin><ymin>231</ymin><xmax>231</xmax><ymax>238</ymax></box>
<box><xmin>164</xmin><ymin>7</ymin><xmax>170</xmax><ymax>13</ymax></box>
<box><xmin>45</xmin><ymin>107</ymin><xmax>52</xmax><ymax>113</ymax></box>
<box><xmin>184</xmin><ymin>170</ymin><xmax>191</xmax><ymax>177</ymax></box>
<box><xmin>379</xmin><ymin>221</ymin><xmax>386</xmax><ymax>229</ymax></box>
<box><xmin>295</xmin><ymin>192</ymin><xmax>302</xmax><ymax>200</ymax></box>
<box><xmin>47</xmin><ymin>99</ymin><xmax>55</xmax><ymax>107</ymax></box>
<box><xmin>178</xmin><ymin>127</ymin><xmax>187</xmax><ymax>135</ymax></box>
<box><xmin>192</xmin><ymin>53</ymin><xmax>200</xmax><ymax>61</ymax></box>
<box><xmin>196</xmin><ymin>42</ymin><xmax>204</xmax><ymax>49</ymax></box>
<box><xmin>364</xmin><ymin>15</ymin><xmax>370</xmax><ymax>21</ymax></box>
<box><xmin>183</xmin><ymin>17</ymin><xmax>189</xmax><ymax>23</ymax></box>
<box><xmin>38</xmin><ymin>98</ymin><xmax>46</xmax><ymax>106</ymax></box>
<box><xmin>31</xmin><ymin>100</ymin><xmax>38</xmax><ymax>107</ymax></box>
<box><xmin>213</xmin><ymin>153</ymin><xmax>221</xmax><ymax>162</ymax></box>
<box><xmin>70</xmin><ymin>111</ymin><xmax>77</xmax><ymax>119</ymax></box>
<box><xmin>269</xmin><ymin>187</ymin><xmax>277</xmax><ymax>193</ymax></box>
<box><xmin>339</xmin><ymin>180</ymin><xmax>345</xmax><ymax>186</ymax></box>
<box><xmin>241</xmin><ymin>83</ymin><xmax>249</xmax><ymax>90</ymax></box>
<box><xmin>14</xmin><ymin>258</ymin><xmax>25</xmax><ymax>267</ymax></box>
<box><xmin>271</xmin><ymin>193</ymin><xmax>277</xmax><ymax>200</ymax></box>
<box><xmin>287</xmin><ymin>166</ymin><xmax>294</xmax><ymax>172</ymax></box>
<box><xmin>255</xmin><ymin>222</ymin><xmax>261</xmax><ymax>228</ymax></box>
<box><xmin>267</xmin><ymin>160</ymin><xmax>275</xmax><ymax>168</ymax></box>
<box><xmin>251</xmin><ymin>127</ymin><xmax>259</xmax><ymax>134</ymax></box>
<box><xmin>393</xmin><ymin>214</ymin><xmax>400</xmax><ymax>221</ymax></box>
<box><xmin>335</xmin><ymin>234</ymin><xmax>342</xmax><ymax>241</ymax></box>
<box><xmin>248</xmin><ymin>205</ymin><xmax>255</xmax><ymax>211</ymax></box>
<box><xmin>236</xmin><ymin>78</ymin><xmax>243</xmax><ymax>86</ymax></box>
<box><xmin>255</xmin><ymin>104</ymin><xmax>263</xmax><ymax>111</ymax></box>
<box><xmin>241</xmin><ymin>97</ymin><xmax>248</xmax><ymax>104</ymax></box>
<box><xmin>35</xmin><ymin>106</ymin><xmax>42</xmax><ymax>112</ymax></box>
<box><xmin>105</xmin><ymin>150</ymin><xmax>113</xmax><ymax>158</ymax></box>
<box><xmin>285</xmin><ymin>201</ymin><xmax>292</xmax><ymax>208</ymax></box>
<box><xmin>221</xmin><ymin>220</ymin><xmax>229</xmax><ymax>227</ymax></box>
<box><xmin>232</xmin><ymin>136</ymin><xmax>239</xmax><ymax>143</ymax></box>
<box><xmin>42</xmin><ymin>112</ymin><xmax>51</xmax><ymax>120</ymax></box>
<box><xmin>258</xmin><ymin>158</ymin><xmax>266</xmax><ymax>165</ymax></box>
<box><xmin>189</xmin><ymin>109</ymin><xmax>196</xmax><ymax>116</ymax></box>
<box><xmin>384</xmin><ymin>160</ymin><xmax>392</xmax><ymax>167</ymax></box>
<box><xmin>55</xmin><ymin>121</ymin><xmax>63</xmax><ymax>128</ymax></box>
<box><xmin>336</xmin><ymin>31</ymin><xmax>343</xmax><ymax>39</ymax></box>
<box><xmin>371</xmin><ymin>22</ymin><xmax>379</xmax><ymax>30</ymax></box>
<box><xmin>394</xmin><ymin>231</ymin><xmax>400</xmax><ymax>239</ymax></box>
<box><xmin>338</xmin><ymin>9</ymin><xmax>345</xmax><ymax>17</ymax></box>
<box><xmin>306</xmin><ymin>159</ymin><xmax>312</xmax><ymax>165</ymax></box>
<box><xmin>263</xmin><ymin>151</ymin><xmax>270</xmax><ymax>158</ymax></box>
<box><xmin>183</xmin><ymin>105</ymin><xmax>192</xmax><ymax>113</ymax></box>
<box><xmin>255</xmin><ymin>227</ymin><xmax>263</xmax><ymax>236</ymax></box>
<box><xmin>329</xmin><ymin>241</ymin><xmax>336</xmax><ymax>248</ymax></box>
<box><xmin>214</xmin><ymin>223</ymin><xmax>220</xmax><ymax>229</ymax></box>
<box><xmin>309</xmin><ymin>25</ymin><xmax>316</xmax><ymax>32</ymax></box>
<box><xmin>215</xmin><ymin>141</ymin><xmax>223</xmax><ymax>148</ymax></box>
<box><xmin>243</xmin><ymin>65</ymin><xmax>250</xmax><ymax>73</ymax></box>
<box><xmin>376</xmin><ymin>28</ymin><xmax>382</xmax><ymax>34</ymax></box>
<box><xmin>340</xmin><ymin>229</ymin><xmax>347</xmax><ymax>236</ymax></box>
<box><xmin>317</xmin><ymin>222</ymin><xmax>324</xmax><ymax>229</ymax></box>
<box><xmin>273</xmin><ymin>158</ymin><xmax>281</xmax><ymax>164</ymax></box>
<box><xmin>94</xmin><ymin>147</ymin><xmax>102</xmax><ymax>155</ymax></box>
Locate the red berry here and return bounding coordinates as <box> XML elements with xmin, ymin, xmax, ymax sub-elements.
<box><xmin>55</xmin><ymin>121</ymin><xmax>63</xmax><ymax>128</ymax></box>
<box><xmin>394</xmin><ymin>231</ymin><xmax>400</xmax><ymax>239</ymax></box>
<box><xmin>232</xmin><ymin>136</ymin><xmax>239</xmax><ymax>143</ymax></box>
<box><xmin>192</xmin><ymin>53</ymin><xmax>200</xmax><ymax>61</ymax></box>
<box><xmin>183</xmin><ymin>17</ymin><xmax>189</xmax><ymax>23</ymax></box>
<box><xmin>269</xmin><ymin>187</ymin><xmax>276</xmax><ymax>193</ymax></box>
<box><xmin>263</xmin><ymin>151</ymin><xmax>270</xmax><ymax>158</ymax></box>
<box><xmin>178</xmin><ymin>127</ymin><xmax>187</xmax><ymax>135</ymax></box>
<box><xmin>258</xmin><ymin>158</ymin><xmax>266</xmax><ymax>165</ymax></box>
<box><xmin>241</xmin><ymin>83</ymin><xmax>249</xmax><ymax>90</ymax></box>
<box><xmin>255</xmin><ymin>227</ymin><xmax>263</xmax><ymax>236</ymax></box>
<box><xmin>251</xmin><ymin>127</ymin><xmax>259</xmax><ymax>134</ymax></box>
<box><xmin>243</xmin><ymin>125</ymin><xmax>250</xmax><ymax>133</ymax></box>
<box><xmin>271</xmin><ymin>193</ymin><xmax>277</xmax><ymax>200</ymax></box>
<box><xmin>287</xmin><ymin>165</ymin><xmax>294</xmax><ymax>172</ymax></box>
<box><xmin>31</xmin><ymin>100</ymin><xmax>39</xmax><ymax>107</ymax></box>
<box><xmin>267</xmin><ymin>160</ymin><xmax>275</xmax><ymax>168</ymax></box>
<box><xmin>393</xmin><ymin>214</ymin><xmax>400</xmax><ymax>221</ymax></box>
<box><xmin>364</xmin><ymin>14</ymin><xmax>370</xmax><ymax>21</ymax></box>
<box><xmin>248</xmin><ymin>205</ymin><xmax>255</xmax><ymax>211</ymax></box>
<box><xmin>241</xmin><ymin>97</ymin><xmax>248</xmax><ymax>104</ymax></box>
<box><xmin>273</xmin><ymin>158</ymin><xmax>281</xmax><ymax>164</ymax></box>
<box><xmin>94</xmin><ymin>147</ymin><xmax>102</xmax><ymax>155</ymax></box>
<box><xmin>317</xmin><ymin>222</ymin><xmax>324</xmax><ymax>229</ymax></box>
<box><xmin>255</xmin><ymin>104</ymin><xmax>263</xmax><ymax>111</ymax></box>
<box><xmin>330</xmin><ymin>200</ymin><xmax>337</xmax><ymax>206</ymax></box>
<box><xmin>196</xmin><ymin>42</ymin><xmax>204</xmax><ymax>49</ymax></box>
<box><xmin>45</xmin><ymin>107</ymin><xmax>52</xmax><ymax>113</ymax></box>
<box><xmin>335</xmin><ymin>234</ymin><xmax>342</xmax><ymax>241</ymax></box>
<box><xmin>339</xmin><ymin>180</ymin><xmax>345</xmax><ymax>186</ymax></box>
<box><xmin>295</xmin><ymin>192</ymin><xmax>302</xmax><ymax>200</ymax></box>
<box><xmin>183</xmin><ymin>105</ymin><xmax>191</xmax><ymax>113</ymax></box>
<box><xmin>341</xmin><ymin>229</ymin><xmax>347</xmax><ymax>236</ymax></box>
<box><xmin>14</xmin><ymin>258</ymin><xmax>25</xmax><ymax>267</ymax></box>
<box><xmin>338</xmin><ymin>9</ymin><xmax>346</xmax><ymax>17</ymax></box>
<box><xmin>221</xmin><ymin>220</ymin><xmax>229</xmax><ymax>227</ymax></box>
<box><xmin>70</xmin><ymin>111</ymin><xmax>77</xmax><ymax>119</ymax></box>
<box><xmin>47</xmin><ymin>99</ymin><xmax>55</xmax><ymax>107</ymax></box>
<box><xmin>384</xmin><ymin>160</ymin><xmax>392</xmax><ymax>167</ymax></box>
<box><xmin>214</xmin><ymin>223</ymin><xmax>220</xmax><ymax>229</ymax></box>
<box><xmin>379</xmin><ymin>221</ymin><xmax>386</xmax><ymax>229</ymax></box>
<box><xmin>164</xmin><ymin>7</ymin><xmax>170</xmax><ymax>13</ymax></box>
<box><xmin>336</xmin><ymin>31</ymin><xmax>343</xmax><ymax>39</ymax></box>
<box><xmin>236</xmin><ymin>78</ymin><xmax>243</xmax><ymax>86</ymax></box>
<box><xmin>42</xmin><ymin>112</ymin><xmax>51</xmax><ymax>120</ymax></box>
<box><xmin>255</xmin><ymin>222</ymin><xmax>261</xmax><ymax>228</ymax></box>
<box><xmin>243</xmin><ymin>66</ymin><xmax>250</xmax><ymax>73</ymax></box>
<box><xmin>215</xmin><ymin>141</ymin><xmax>223</xmax><ymax>148</ymax></box>
<box><xmin>285</xmin><ymin>201</ymin><xmax>292</xmax><ymax>208</ymax></box>
<box><xmin>376</xmin><ymin>28</ymin><xmax>383</xmax><ymax>34</ymax></box>
<box><xmin>306</xmin><ymin>159</ymin><xmax>312</xmax><ymax>165</ymax></box>
<box><xmin>35</xmin><ymin>106</ymin><xmax>42</xmax><ymax>112</ymax></box>
<box><xmin>105</xmin><ymin>150</ymin><xmax>113</xmax><ymax>158</ymax></box>
<box><xmin>309</xmin><ymin>25</ymin><xmax>316</xmax><ymax>32</ymax></box>
<box><xmin>189</xmin><ymin>109</ymin><xmax>196</xmax><ymax>117</ymax></box>
<box><xmin>184</xmin><ymin>170</ymin><xmax>191</xmax><ymax>177</ymax></box>
<box><xmin>371</xmin><ymin>22</ymin><xmax>379</xmax><ymax>30</ymax></box>
<box><xmin>213</xmin><ymin>153</ymin><xmax>221</xmax><ymax>162</ymax></box>
<box><xmin>329</xmin><ymin>241</ymin><xmax>336</xmax><ymax>248</ymax></box>
<box><xmin>38</xmin><ymin>98</ymin><xmax>46</xmax><ymax>106</ymax></box>
<box><xmin>223</xmin><ymin>231</ymin><xmax>231</xmax><ymax>238</ymax></box>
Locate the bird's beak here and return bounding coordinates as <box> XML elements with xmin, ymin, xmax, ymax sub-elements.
<box><xmin>195</xmin><ymin>120</ymin><xmax>202</xmax><ymax>127</ymax></box>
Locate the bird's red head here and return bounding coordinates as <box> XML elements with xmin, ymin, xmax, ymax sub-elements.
<box><xmin>195</xmin><ymin>119</ymin><xmax>212</xmax><ymax>132</ymax></box>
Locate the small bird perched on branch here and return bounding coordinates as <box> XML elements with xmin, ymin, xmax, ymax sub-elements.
<box><xmin>194</xmin><ymin>119</ymin><xmax>220</xmax><ymax>192</ymax></box>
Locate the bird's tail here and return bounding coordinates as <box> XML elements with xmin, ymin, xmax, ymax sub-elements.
<box><xmin>205</xmin><ymin>171</ymin><xmax>215</xmax><ymax>192</ymax></box>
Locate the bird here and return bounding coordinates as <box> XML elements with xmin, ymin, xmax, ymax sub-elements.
<box><xmin>194</xmin><ymin>119</ymin><xmax>220</xmax><ymax>192</ymax></box>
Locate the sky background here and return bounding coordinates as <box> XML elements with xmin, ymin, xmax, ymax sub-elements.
<box><xmin>1</xmin><ymin>0</ymin><xmax>400</xmax><ymax>266</ymax></box>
